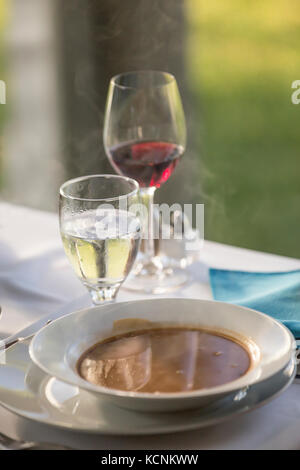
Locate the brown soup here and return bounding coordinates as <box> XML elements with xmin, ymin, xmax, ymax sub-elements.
<box><xmin>77</xmin><ymin>327</ymin><xmax>251</xmax><ymax>393</ymax></box>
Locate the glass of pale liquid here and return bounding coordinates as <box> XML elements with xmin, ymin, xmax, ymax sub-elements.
<box><xmin>59</xmin><ymin>175</ymin><xmax>141</xmax><ymax>304</ymax></box>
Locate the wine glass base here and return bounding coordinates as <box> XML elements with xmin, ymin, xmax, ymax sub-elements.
<box><xmin>123</xmin><ymin>266</ymin><xmax>189</xmax><ymax>295</ymax></box>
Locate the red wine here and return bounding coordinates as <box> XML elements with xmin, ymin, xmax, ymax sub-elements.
<box><xmin>107</xmin><ymin>141</ymin><xmax>183</xmax><ymax>188</ymax></box>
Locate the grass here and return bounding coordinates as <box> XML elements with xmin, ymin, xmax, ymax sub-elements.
<box><xmin>185</xmin><ymin>0</ymin><xmax>300</xmax><ymax>257</ymax></box>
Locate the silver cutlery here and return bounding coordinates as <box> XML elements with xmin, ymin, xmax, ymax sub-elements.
<box><xmin>0</xmin><ymin>431</ymin><xmax>71</xmax><ymax>450</ymax></box>
<box><xmin>0</xmin><ymin>301</ymin><xmax>86</xmax><ymax>450</ymax></box>
<box><xmin>0</xmin><ymin>295</ymin><xmax>89</xmax><ymax>351</ymax></box>
<box><xmin>2</xmin><ymin>320</ymin><xmax>52</xmax><ymax>350</ymax></box>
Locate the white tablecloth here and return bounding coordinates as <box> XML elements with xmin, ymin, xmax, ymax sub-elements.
<box><xmin>1</xmin><ymin>202</ymin><xmax>300</xmax><ymax>449</ymax></box>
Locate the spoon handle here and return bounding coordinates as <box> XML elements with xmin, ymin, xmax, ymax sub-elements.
<box><xmin>0</xmin><ymin>294</ymin><xmax>89</xmax><ymax>352</ymax></box>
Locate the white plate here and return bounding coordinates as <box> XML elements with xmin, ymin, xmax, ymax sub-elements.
<box><xmin>29</xmin><ymin>298</ymin><xmax>295</xmax><ymax>412</ymax></box>
<box><xmin>0</xmin><ymin>339</ymin><xmax>296</xmax><ymax>435</ymax></box>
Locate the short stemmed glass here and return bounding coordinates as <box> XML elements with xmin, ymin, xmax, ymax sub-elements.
<box><xmin>59</xmin><ymin>175</ymin><xmax>141</xmax><ymax>304</ymax></box>
<box><xmin>103</xmin><ymin>71</ymin><xmax>187</xmax><ymax>294</ymax></box>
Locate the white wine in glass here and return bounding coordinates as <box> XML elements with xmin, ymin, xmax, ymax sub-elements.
<box><xmin>59</xmin><ymin>175</ymin><xmax>141</xmax><ymax>304</ymax></box>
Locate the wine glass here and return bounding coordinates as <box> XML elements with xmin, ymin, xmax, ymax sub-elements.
<box><xmin>59</xmin><ymin>174</ymin><xmax>141</xmax><ymax>304</ymax></box>
<box><xmin>103</xmin><ymin>71</ymin><xmax>187</xmax><ymax>293</ymax></box>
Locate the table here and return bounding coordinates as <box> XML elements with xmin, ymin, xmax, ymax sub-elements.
<box><xmin>1</xmin><ymin>202</ymin><xmax>300</xmax><ymax>450</ymax></box>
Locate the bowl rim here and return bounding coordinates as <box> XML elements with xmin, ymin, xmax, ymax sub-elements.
<box><xmin>29</xmin><ymin>298</ymin><xmax>296</xmax><ymax>400</ymax></box>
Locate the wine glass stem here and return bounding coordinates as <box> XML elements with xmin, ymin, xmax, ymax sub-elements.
<box><xmin>139</xmin><ymin>187</ymin><xmax>156</xmax><ymax>262</ymax></box>
<box><xmin>88</xmin><ymin>284</ymin><xmax>120</xmax><ymax>305</ymax></box>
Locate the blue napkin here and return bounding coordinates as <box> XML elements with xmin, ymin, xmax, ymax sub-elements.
<box><xmin>209</xmin><ymin>268</ymin><xmax>300</xmax><ymax>338</ymax></box>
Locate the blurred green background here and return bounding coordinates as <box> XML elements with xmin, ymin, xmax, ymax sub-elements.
<box><xmin>186</xmin><ymin>0</ymin><xmax>300</xmax><ymax>257</ymax></box>
<box><xmin>1</xmin><ymin>0</ymin><xmax>300</xmax><ymax>258</ymax></box>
